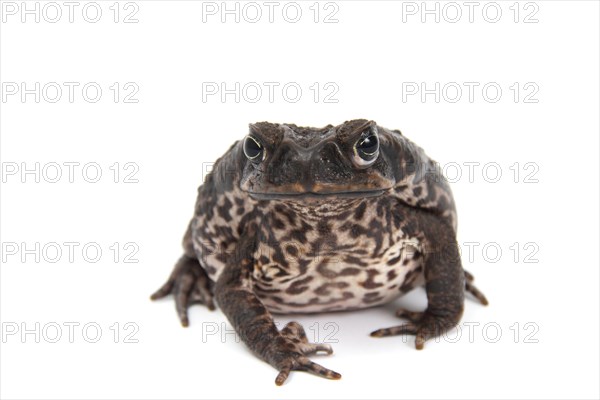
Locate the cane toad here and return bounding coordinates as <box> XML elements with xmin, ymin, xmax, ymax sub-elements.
<box><xmin>151</xmin><ymin>119</ymin><xmax>488</xmax><ymax>385</ymax></box>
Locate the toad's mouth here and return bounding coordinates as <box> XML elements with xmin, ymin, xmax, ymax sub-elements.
<box><xmin>247</xmin><ymin>189</ymin><xmax>387</xmax><ymax>200</ymax></box>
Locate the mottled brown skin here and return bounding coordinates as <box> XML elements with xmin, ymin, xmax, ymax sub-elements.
<box><xmin>151</xmin><ymin>119</ymin><xmax>488</xmax><ymax>385</ymax></box>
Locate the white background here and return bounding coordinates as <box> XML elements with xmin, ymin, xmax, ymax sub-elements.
<box><xmin>1</xmin><ymin>1</ymin><xmax>599</xmax><ymax>399</ymax></box>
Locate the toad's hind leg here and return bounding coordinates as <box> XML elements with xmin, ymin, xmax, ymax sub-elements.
<box><xmin>392</xmin><ymin>270</ymin><xmax>488</xmax><ymax>335</ymax></box>
<box><xmin>150</xmin><ymin>221</ymin><xmax>216</xmax><ymax>326</ymax></box>
<box><xmin>464</xmin><ymin>270</ymin><xmax>489</xmax><ymax>306</ymax></box>
<box><xmin>371</xmin><ymin>215</ymin><xmax>466</xmax><ymax>350</ymax></box>
<box><xmin>150</xmin><ymin>255</ymin><xmax>215</xmax><ymax>326</ymax></box>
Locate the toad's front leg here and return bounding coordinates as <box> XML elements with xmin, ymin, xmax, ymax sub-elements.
<box><xmin>215</xmin><ymin>242</ymin><xmax>341</xmax><ymax>386</ymax></box>
<box><xmin>371</xmin><ymin>214</ymin><xmax>465</xmax><ymax>350</ymax></box>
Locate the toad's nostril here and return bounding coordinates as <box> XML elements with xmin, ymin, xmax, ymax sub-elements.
<box><xmin>266</xmin><ymin>143</ymin><xmax>308</xmax><ymax>186</ymax></box>
<box><xmin>311</xmin><ymin>142</ymin><xmax>353</xmax><ymax>183</ymax></box>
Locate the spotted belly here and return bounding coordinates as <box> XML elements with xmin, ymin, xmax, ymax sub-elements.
<box><xmin>252</xmin><ymin>237</ymin><xmax>425</xmax><ymax>314</ymax></box>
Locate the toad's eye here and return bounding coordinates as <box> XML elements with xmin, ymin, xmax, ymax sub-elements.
<box><xmin>353</xmin><ymin>130</ymin><xmax>379</xmax><ymax>167</ymax></box>
<box><xmin>243</xmin><ymin>136</ymin><xmax>264</xmax><ymax>161</ymax></box>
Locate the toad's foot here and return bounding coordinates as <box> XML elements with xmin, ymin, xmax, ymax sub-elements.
<box><xmin>370</xmin><ymin>310</ymin><xmax>459</xmax><ymax>350</ymax></box>
<box><xmin>151</xmin><ymin>255</ymin><xmax>215</xmax><ymax>327</ymax></box>
<box><xmin>273</xmin><ymin>322</ymin><xmax>340</xmax><ymax>385</ymax></box>
<box><xmin>394</xmin><ymin>308</ymin><xmax>424</xmax><ymax>323</ymax></box>
<box><xmin>280</xmin><ymin>321</ymin><xmax>333</xmax><ymax>356</ymax></box>
<box><xmin>370</xmin><ymin>220</ymin><xmax>465</xmax><ymax>350</ymax></box>
<box><xmin>372</xmin><ymin>269</ymin><xmax>488</xmax><ymax>349</ymax></box>
<box><xmin>464</xmin><ymin>270</ymin><xmax>489</xmax><ymax>306</ymax></box>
